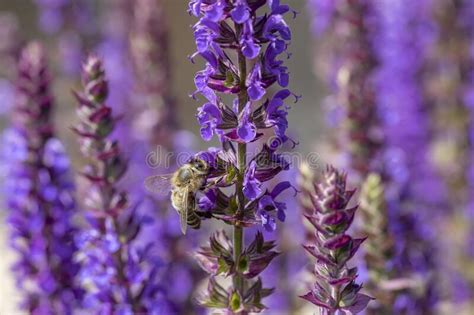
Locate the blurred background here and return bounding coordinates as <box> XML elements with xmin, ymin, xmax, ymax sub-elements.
<box><xmin>0</xmin><ymin>0</ymin><xmax>472</xmax><ymax>314</ymax></box>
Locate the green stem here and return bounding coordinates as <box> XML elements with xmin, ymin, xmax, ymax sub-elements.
<box><xmin>233</xmin><ymin>23</ymin><xmax>248</xmax><ymax>302</ymax></box>
<box><xmin>233</xmin><ymin>226</ymin><xmax>244</xmax><ymax>291</ymax></box>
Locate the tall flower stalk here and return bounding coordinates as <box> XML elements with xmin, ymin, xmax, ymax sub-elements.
<box><xmin>359</xmin><ymin>173</ymin><xmax>399</xmax><ymax>314</ymax></box>
<box><xmin>129</xmin><ymin>0</ymin><xmax>177</xmax><ymax>140</ymax></box>
<box><xmin>4</xmin><ymin>42</ymin><xmax>82</xmax><ymax>314</ymax></box>
<box><xmin>307</xmin><ymin>2</ymin><xmax>399</xmax><ymax>312</ymax></box>
<box><xmin>189</xmin><ymin>0</ymin><xmax>296</xmax><ymax>313</ymax></box>
<box><xmin>73</xmin><ymin>56</ymin><xmax>164</xmax><ymax>314</ymax></box>
<box><xmin>299</xmin><ymin>165</ymin><xmax>372</xmax><ymax>314</ymax></box>
<box><xmin>427</xmin><ymin>0</ymin><xmax>474</xmax><ymax>303</ymax></box>
<box><xmin>308</xmin><ymin>0</ymin><xmax>380</xmax><ymax>179</ymax></box>
<box><xmin>374</xmin><ymin>0</ymin><xmax>448</xmax><ymax>312</ymax></box>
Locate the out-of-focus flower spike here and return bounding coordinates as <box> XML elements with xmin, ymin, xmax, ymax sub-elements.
<box><xmin>130</xmin><ymin>0</ymin><xmax>178</xmax><ymax>144</ymax></box>
<box><xmin>73</xmin><ymin>55</ymin><xmax>163</xmax><ymax>314</ymax></box>
<box><xmin>299</xmin><ymin>165</ymin><xmax>373</xmax><ymax>314</ymax></box>
<box><xmin>308</xmin><ymin>0</ymin><xmax>381</xmax><ymax>179</ymax></box>
<box><xmin>4</xmin><ymin>41</ymin><xmax>83</xmax><ymax>314</ymax></box>
<box><xmin>359</xmin><ymin>173</ymin><xmax>401</xmax><ymax>314</ymax></box>
<box><xmin>374</xmin><ymin>0</ymin><xmax>449</xmax><ymax>312</ymax></box>
<box><xmin>428</xmin><ymin>0</ymin><xmax>473</xmax><ymax>208</ymax></box>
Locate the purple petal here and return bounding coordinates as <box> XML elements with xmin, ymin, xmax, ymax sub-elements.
<box><xmin>243</xmin><ymin>179</ymin><xmax>262</xmax><ymax>200</ymax></box>
<box><xmin>231</xmin><ymin>4</ymin><xmax>250</xmax><ymax>24</ymax></box>
<box><xmin>242</xmin><ymin>38</ymin><xmax>260</xmax><ymax>59</ymax></box>
<box><xmin>276</xmin><ymin>202</ymin><xmax>286</xmax><ymax>221</ymax></box>
<box><xmin>200</xmin><ymin>123</ymin><xmax>214</xmax><ymax>141</ymax></box>
<box><xmin>199</xmin><ymin>189</ymin><xmax>217</xmax><ymax>210</ymax></box>
<box><xmin>205</xmin><ymin>1</ymin><xmax>225</xmax><ymax>21</ymax></box>
<box><xmin>237</xmin><ymin>102</ymin><xmax>257</xmax><ymax>142</ymax></box>
<box><xmin>248</xmin><ymin>84</ymin><xmax>266</xmax><ymax>101</ymax></box>
<box><xmin>270</xmin><ymin>181</ymin><xmax>297</xmax><ymax>198</ymax></box>
<box><xmin>237</xmin><ymin>122</ymin><xmax>257</xmax><ymax>142</ymax></box>
<box><xmin>260</xmin><ymin>211</ymin><xmax>276</xmax><ymax>232</ymax></box>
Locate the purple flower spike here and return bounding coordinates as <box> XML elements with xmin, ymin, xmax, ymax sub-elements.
<box><xmin>374</xmin><ymin>0</ymin><xmax>449</xmax><ymax>312</ymax></box>
<box><xmin>189</xmin><ymin>0</ymin><xmax>297</xmax><ymax>313</ymax></box>
<box><xmin>73</xmin><ymin>55</ymin><xmax>162</xmax><ymax>314</ymax></box>
<box><xmin>3</xmin><ymin>41</ymin><xmax>83</xmax><ymax>314</ymax></box>
<box><xmin>308</xmin><ymin>0</ymin><xmax>380</xmax><ymax>178</ymax></box>
<box><xmin>191</xmin><ymin>0</ymin><xmax>295</xmax><ymax>144</ymax></box>
<box><xmin>299</xmin><ymin>165</ymin><xmax>373</xmax><ymax>314</ymax></box>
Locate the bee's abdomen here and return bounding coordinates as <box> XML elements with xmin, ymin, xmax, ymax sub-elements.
<box><xmin>187</xmin><ymin>211</ymin><xmax>201</xmax><ymax>230</ymax></box>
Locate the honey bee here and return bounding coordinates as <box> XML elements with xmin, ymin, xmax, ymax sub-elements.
<box><xmin>144</xmin><ymin>158</ymin><xmax>210</xmax><ymax>235</ymax></box>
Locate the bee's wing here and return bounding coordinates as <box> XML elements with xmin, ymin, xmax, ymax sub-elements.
<box><xmin>178</xmin><ymin>187</ymin><xmax>189</xmax><ymax>235</ymax></box>
<box><xmin>144</xmin><ymin>174</ymin><xmax>173</xmax><ymax>196</ymax></box>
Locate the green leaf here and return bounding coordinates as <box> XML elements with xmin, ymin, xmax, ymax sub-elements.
<box><xmin>224</xmin><ymin>70</ymin><xmax>236</xmax><ymax>88</ymax></box>
<box><xmin>230</xmin><ymin>291</ymin><xmax>242</xmax><ymax>312</ymax></box>
<box><xmin>238</xmin><ymin>255</ymin><xmax>249</xmax><ymax>273</ymax></box>
<box><xmin>217</xmin><ymin>257</ymin><xmax>231</xmax><ymax>275</ymax></box>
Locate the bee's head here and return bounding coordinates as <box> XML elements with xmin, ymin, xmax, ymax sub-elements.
<box><xmin>190</xmin><ymin>158</ymin><xmax>209</xmax><ymax>173</ymax></box>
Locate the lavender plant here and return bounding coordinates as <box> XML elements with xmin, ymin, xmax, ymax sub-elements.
<box><xmin>128</xmin><ymin>0</ymin><xmax>178</xmax><ymax>193</ymax></box>
<box><xmin>308</xmin><ymin>0</ymin><xmax>380</xmax><ymax>178</ymax></box>
<box><xmin>299</xmin><ymin>165</ymin><xmax>372</xmax><ymax>314</ymax></box>
<box><xmin>129</xmin><ymin>0</ymin><xmax>177</xmax><ymax>141</ymax></box>
<box><xmin>73</xmin><ymin>55</ymin><xmax>165</xmax><ymax>314</ymax></box>
<box><xmin>310</xmin><ymin>0</ymin><xmax>453</xmax><ymax>312</ymax></box>
<box><xmin>306</xmin><ymin>3</ymin><xmax>400</xmax><ymax>312</ymax></box>
<box><xmin>358</xmin><ymin>173</ymin><xmax>398</xmax><ymax>314</ymax></box>
<box><xmin>374</xmin><ymin>0</ymin><xmax>448</xmax><ymax>312</ymax></box>
<box><xmin>188</xmin><ymin>0</ymin><xmax>297</xmax><ymax>312</ymax></box>
<box><xmin>4</xmin><ymin>42</ymin><xmax>82</xmax><ymax>314</ymax></box>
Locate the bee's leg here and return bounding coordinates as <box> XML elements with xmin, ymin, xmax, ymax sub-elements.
<box><xmin>202</xmin><ymin>178</ymin><xmax>222</xmax><ymax>190</ymax></box>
